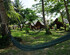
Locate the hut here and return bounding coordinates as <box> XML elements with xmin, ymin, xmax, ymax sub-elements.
<box><xmin>30</xmin><ymin>21</ymin><xmax>44</xmax><ymax>30</ymax></box>
<box><xmin>50</xmin><ymin>18</ymin><xmax>66</xmax><ymax>30</ymax></box>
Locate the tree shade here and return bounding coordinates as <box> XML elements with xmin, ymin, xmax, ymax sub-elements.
<box><xmin>8</xmin><ymin>32</ymin><xmax>70</xmax><ymax>51</ymax></box>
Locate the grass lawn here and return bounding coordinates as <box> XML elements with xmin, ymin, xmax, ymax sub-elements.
<box><xmin>0</xmin><ymin>29</ymin><xmax>70</xmax><ymax>55</ymax></box>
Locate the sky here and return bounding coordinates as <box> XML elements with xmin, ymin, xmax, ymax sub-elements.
<box><xmin>11</xmin><ymin>0</ymin><xmax>39</xmax><ymax>8</ymax></box>
<box><xmin>11</xmin><ymin>0</ymin><xmax>60</xmax><ymax>21</ymax></box>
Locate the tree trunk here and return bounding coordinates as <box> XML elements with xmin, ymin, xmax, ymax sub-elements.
<box><xmin>63</xmin><ymin>0</ymin><xmax>70</xmax><ymax>25</ymax></box>
<box><xmin>0</xmin><ymin>0</ymin><xmax>9</xmax><ymax>35</ymax></box>
<box><xmin>42</xmin><ymin>0</ymin><xmax>46</xmax><ymax>27</ymax></box>
<box><xmin>0</xmin><ymin>0</ymin><xmax>11</xmax><ymax>48</ymax></box>
<box><xmin>42</xmin><ymin>0</ymin><xmax>51</xmax><ymax>34</ymax></box>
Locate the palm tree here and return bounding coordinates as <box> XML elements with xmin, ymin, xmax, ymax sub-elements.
<box><xmin>14</xmin><ymin>0</ymin><xmax>23</xmax><ymax>13</ymax></box>
<box><xmin>63</xmin><ymin>0</ymin><xmax>70</xmax><ymax>25</ymax></box>
<box><xmin>42</xmin><ymin>0</ymin><xmax>51</xmax><ymax>34</ymax></box>
<box><xmin>0</xmin><ymin>0</ymin><xmax>10</xmax><ymax>48</ymax></box>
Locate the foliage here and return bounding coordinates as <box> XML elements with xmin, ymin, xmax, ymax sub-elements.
<box><xmin>7</xmin><ymin>11</ymin><xmax>23</xmax><ymax>24</ymax></box>
<box><xmin>14</xmin><ymin>0</ymin><xmax>23</xmax><ymax>12</ymax></box>
<box><xmin>3</xmin><ymin>0</ymin><xmax>11</xmax><ymax>11</ymax></box>
<box><xmin>3</xmin><ymin>0</ymin><xmax>23</xmax><ymax>24</ymax></box>
<box><xmin>23</xmin><ymin>25</ymin><xmax>30</xmax><ymax>33</ymax></box>
<box><xmin>20</xmin><ymin>8</ymin><xmax>38</xmax><ymax>23</ymax></box>
<box><xmin>33</xmin><ymin>0</ymin><xmax>70</xmax><ymax>21</ymax></box>
<box><xmin>50</xmin><ymin>2</ymin><xmax>64</xmax><ymax>13</ymax></box>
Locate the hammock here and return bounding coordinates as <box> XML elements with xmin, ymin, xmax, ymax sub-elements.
<box><xmin>9</xmin><ymin>32</ymin><xmax>70</xmax><ymax>51</ymax></box>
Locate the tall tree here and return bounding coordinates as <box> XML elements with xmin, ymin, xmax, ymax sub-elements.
<box><xmin>0</xmin><ymin>0</ymin><xmax>9</xmax><ymax>34</ymax></box>
<box><xmin>41</xmin><ymin>0</ymin><xmax>51</xmax><ymax>34</ymax></box>
<box><xmin>0</xmin><ymin>0</ymin><xmax>11</xmax><ymax>48</ymax></box>
<box><xmin>63</xmin><ymin>0</ymin><xmax>70</xmax><ymax>25</ymax></box>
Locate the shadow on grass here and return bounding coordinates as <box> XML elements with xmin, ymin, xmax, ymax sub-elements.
<box><xmin>0</xmin><ymin>29</ymin><xmax>70</xmax><ymax>55</ymax></box>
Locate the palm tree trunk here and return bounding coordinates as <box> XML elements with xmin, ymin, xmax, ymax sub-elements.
<box><xmin>0</xmin><ymin>0</ymin><xmax>10</xmax><ymax>48</ymax></box>
<box><xmin>0</xmin><ymin>0</ymin><xmax>9</xmax><ymax>35</ymax></box>
<box><xmin>63</xmin><ymin>0</ymin><xmax>70</xmax><ymax>25</ymax></box>
<box><xmin>42</xmin><ymin>0</ymin><xmax>46</xmax><ymax>27</ymax></box>
<box><xmin>42</xmin><ymin>0</ymin><xmax>51</xmax><ymax>34</ymax></box>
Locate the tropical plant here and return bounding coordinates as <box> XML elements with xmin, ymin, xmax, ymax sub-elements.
<box><xmin>20</xmin><ymin>8</ymin><xmax>38</xmax><ymax>24</ymax></box>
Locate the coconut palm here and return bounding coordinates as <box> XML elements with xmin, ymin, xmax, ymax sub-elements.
<box><xmin>0</xmin><ymin>0</ymin><xmax>11</xmax><ymax>48</ymax></box>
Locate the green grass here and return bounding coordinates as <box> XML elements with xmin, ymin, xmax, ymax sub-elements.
<box><xmin>0</xmin><ymin>29</ymin><xmax>70</xmax><ymax>55</ymax></box>
<box><xmin>11</xmin><ymin>29</ymin><xmax>67</xmax><ymax>45</ymax></box>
